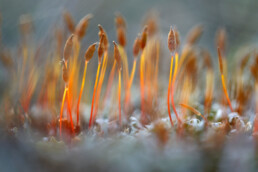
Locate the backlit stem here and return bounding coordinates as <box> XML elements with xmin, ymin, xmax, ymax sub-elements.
<box><xmin>59</xmin><ymin>87</ymin><xmax>68</xmax><ymax>137</ymax></box>
<box><xmin>125</xmin><ymin>59</ymin><xmax>137</xmax><ymax>105</ymax></box>
<box><xmin>167</xmin><ymin>55</ymin><xmax>174</xmax><ymax>126</ymax></box>
<box><xmin>171</xmin><ymin>52</ymin><xmax>181</xmax><ymax>124</ymax></box>
<box><xmin>93</xmin><ymin>51</ymin><xmax>108</xmax><ymax>121</ymax></box>
<box><xmin>118</xmin><ymin>70</ymin><xmax>122</xmax><ymax>126</ymax></box>
<box><xmin>180</xmin><ymin>103</ymin><xmax>208</xmax><ymax>124</ymax></box>
<box><xmin>221</xmin><ymin>74</ymin><xmax>233</xmax><ymax>112</ymax></box>
<box><xmin>66</xmin><ymin>88</ymin><xmax>75</xmax><ymax>134</ymax></box>
<box><xmin>76</xmin><ymin>61</ymin><xmax>88</xmax><ymax>126</ymax></box>
<box><xmin>140</xmin><ymin>51</ymin><xmax>145</xmax><ymax>123</ymax></box>
<box><xmin>89</xmin><ymin>62</ymin><xmax>101</xmax><ymax>128</ymax></box>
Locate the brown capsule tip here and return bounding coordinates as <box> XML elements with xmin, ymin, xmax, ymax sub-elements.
<box><xmin>174</xmin><ymin>27</ymin><xmax>180</xmax><ymax>49</ymax></box>
<box><xmin>186</xmin><ymin>25</ymin><xmax>203</xmax><ymax>45</ymax></box>
<box><xmin>62</xmin><ymin>62</ymin><xmax>69</xmax><ymax>83</ymax></box>
<box><xmin>140</xmin><ymin>26</ymin><xmax>148</xmax><ymax>50</ymax></box>
<box><xmin>75</xmin><ymin>14</ymin><xmax>93</xmax><ymax>40</ymax></box>
<box><xmin>168</xmin><ymin>26</ymin><xmax>175</xmax><ymax>52</ymax></box>
<box><xmin>216</xmin><ymin>28</ymin><xmax>227</xmax><ymax>54</ymax></box>
<box><xmin>133</xmin><ymin>36</ymin><xmax>141</xmax><ymax>57</ymax></box>
<box><xmin>85</xmin><ymin>43</ymin><xmax>97</xmax><ymax>62</ymax></box>
<box><xmin>0</xmin><ymin>51</ymin><xmax>13</xmax><ymax>68</ymax></box>
<box><xmin>202</xmin><ymin>50</ymin><xmax>212</xmax><ymax>69</ymax></box>
<box><xmin>217</xmin><ymin>47</ymin><xmax>224</xmax><ymax>74</ymax></box>
<box><xmin>19</xmin><ymin>14</ymin><xmax>33</xmax><ymax>34</ymax></box>
<box><xmin>98</xmin><ymin>24</ymin><xmax>104</xmax><ymax>31</ymax></box>
<box><xmin>113</xmin><ymin>41</ymin><xmax>122</xmax><ymax>70</ymax></box>
<box><xmin>143</xmin><ymin>25</ymin><xmax>148</xmax><ymax>32</ymax></box>
<box><xmin>115</xmin><ymin>13</ymin><xmax>126</xmax><ymax>28</ymax></box>
<box><xmin>98</xmin><ymin>25</ymin><xmax>109</xmax><ymax>50</ymax></box>
<box><xmin>240</xmin><ymin>53</ymin><xmax>250</xmax><ymax>71</ymax></box>
<box><xmin>86</xmin><ymin>13</ymin><xmax>94</xmax><ymax>19</ymax></box>
<box><xmin>98</xmin><ymin>34</ymin><xmax>105</xmax><ymax>63</ymax></box>
<box><xmin>63</xmin><ymin>34</ymin><xmax>74</xmax><ymax>61</ymax></box>
<box><xmin>99</xmin><ymin>34</ymin><xmax>105</xmax><ymax>44</ymax></box>
<box><xmin>144</xmin><ymin>11</ymin><xmax>159</xmax><ymax>37</ymax></box>
<box><xmin>117</xmin><ymin>27</ymin><xmax>126</xmax><ymax>47</ymax></box>
<box><xmin>63</xmin><ymin>11</ymin><xmax>75</xmax><ymax>33</ymax></box>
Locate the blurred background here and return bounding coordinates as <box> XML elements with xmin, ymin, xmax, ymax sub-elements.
<box><xmin>1</xmin><ymin>0</ymin><xmax>258</xmax><ymax>49</ymax></box>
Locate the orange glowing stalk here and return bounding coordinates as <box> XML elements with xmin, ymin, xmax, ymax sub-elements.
<box><xmin>140</xmin><ymin>52</ymin><xmax>145</xmax><ymax>121</ymax></box>
<box><xmin>113</xmin><ymin>41</ymin><xmax>123</xmax><ymax>125</ymax></box>
<box><xmin>169</xmin><ymin>28</ymin><xmax>181</xmax><ymax>125</ymax></box>
<box><xmin>59</xmin><ymin>86</ymin><xmax>68</xmax><ymax>137</ymax></box>
<box><xmin>93</xmin><ymin>26</ymin><xmax>109</xmax><ymax>122</ymax></box>
<box><xmin>89</xmin><ymin>63</ymin><xmax>101</xmax><ymax>128</ymax></box>
<box><xmin>128</xmin><ymin>59</ymin><xmax>137</xmax><ymax>92</ymax></box>
<box><xmin>179</xmin><ymin>103</ymin><xmax>208</xmax><ymax>125</ymax></box>
<box><xmin>217</xmin><ymin>47</ymin><xmax>233</xmax><ymax>112</ymax></box>
<box><xmin>60</xmin><ymin>61</ymin><xmax>74</xmax><ymax>136</ymax></box>
<box><xmin>89</xmin><ymin>34</ymin><xmax>105</xmax><ymax>128</ymax></box>
<box><xmin>66</xmin><ymin>88</ymin><xmax>75</xmax><ymax>134</ymax></box>
<box><xmin>93</xmin><ymin>50</ymin><xmax>108</xmax><ymax>121</ymax></box>
<box><xmin>167</xmin><ymin>27</ymin><xmax>176</xmax><ymax>126</ymax></box>
<box><xmin>76</xmin><ymin>61</ymin><xmax>87</xmax><ymax>124</ymax></box>
<box><xmin>139</xmin><ymin>26</ymin><xmax>148</xmax><ymax>123</ymax></box>
<box><xmin>115</xmin><ymin>14</ymin><xmax>129</xmax><ymax>91</ymax></box>
<box><xmin>118</xmin><ymin>69</ymin><xmax>122</xmax><ymax>125</ymax></box>
<box><xmin>76</xmin><ymin>43</ymin><xmax>96</xmax><ymax>127</ymax></box>
<box><xmin>60</xmin><ymin>34</ymin><xmax>74</xmax><ymax>136</ymax></box>
<box><xmin>167</xmin><ymin>54</ymin><xmax>174</xmax><ymax>126</ymax></box>
<box><xmin>171</xmin><ymin>52</ymin><xmax>181</xmax><ymax>124</ymax></box>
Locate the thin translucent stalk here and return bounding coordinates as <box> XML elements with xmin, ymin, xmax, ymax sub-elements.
<box><xmin>171</xmin><ymin>52</ymin><xmax>181</xmax><ymax>124</ymax></box>
<box><xmin>66</xmin><ymin>88</ymin><xmax>75</xmax><ymax>134</ymax></box>
<box><xmin>125</xmin><ymin>59</ymin><xmax>137</xmax><ymax>105</ymax></box>
<box><xmin>218</xmin><ymin>47</ymin><xmax>233</xmax><ymax>112</ymax></box>
<box><xmin>167</xmin><ymin>55</ymin><xmax>174</xmax><ymax>126</ymax></box>
<box><xmin>93</xmin><ymin>51</ymin><xmax>108</xmax><ymax>121</ymax></box>
<box><xmin>76</xmin><ymin>61</ymin><xmax>88</xmax><ymax>126</ymax></box>
<box><xmin>128</xmin><ymin>59</ymin><xmax>137</xmax><ymax>89</ymax></box>
<box><xmin>59</xmin><ymin>87</ymin><xmax>68</xmax><ymax>137</ymax></box>
<box><xmin>120</xmin><ymin>47</ymin><xmax>129</xmax><ymax>86</ymax></box>
<box><xmin>180</xmin><ymin>103</ymin><xmax>208</xmax><ymax>124</ymax></box>
<box><xmin>154</xmin><ymin>42</ymin><xmax>160</xmax><ymax>98</ymax></box>
<box><xmin>221</xmin><ymin>74</ymin><xmax>233</xmax><ymax>112</ymax></box>
<box><xmin>140</xmin><ymin>51</ymin><xmax>145</xmax><ymax>123</ymax></box>
<box><xmin>89</xmin><ymin>62</ymin><xmax>101</xmax><ymax>128</ymax></box>
<box><xmin>118</xmin><ymin>70</ymin><xmax>122</xmax><ymax>126</ymax></box>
